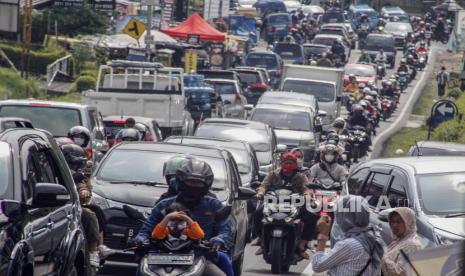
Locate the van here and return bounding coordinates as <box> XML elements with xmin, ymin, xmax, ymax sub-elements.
<box><xmin>347</xmin><ymin>4</ymin><xmax>379</xmax><ymax>30</ymax></box>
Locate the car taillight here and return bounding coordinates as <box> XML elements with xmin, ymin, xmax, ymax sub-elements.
<box><xmin>250</xmin><ymin>83</ymin><xmax>267</xmax><ymax>90</ymax></box>
<box><xmin>235</xmin><ymin>92</ymin><xmax>241</xmax><ymax>103</ymax></box>
<box><xmin>86</xmin><ymin>148</ymin><xmax>93</xmax><ymax>160</ymax></box>
<box><xmin>144</xmin><ymin>134</ymin><xmax>155</xmax><ymax>141</ymax></box>
<box><xmin>112</xmin><ymin>120</ymin><xmax>126</xmax><ymax>124</ymax></box>
<box><xmin>108</xmin><ymin>139</ymin><xmax>115</xmax><ymax>148</ymax></box>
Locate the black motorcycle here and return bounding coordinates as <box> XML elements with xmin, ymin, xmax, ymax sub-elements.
<box><xmin>259</xmin><ymin>188</ymin><xmax>304</xmax><ymax>274</ymax></box>
<box><xmin>348</xmin><ymin>126</ymin><xmax>368</xmax><ymax>163</ymax></box>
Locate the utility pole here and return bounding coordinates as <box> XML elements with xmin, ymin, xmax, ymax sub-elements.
<box><xmin>21</xmin><ymin>0</ymin><xmax>32</xmax><ymax>79</ymax></box>
<box><xmin>145</xmin><ymin>0</ymin><xmax>154</xmax><ymax>62</ymax></box>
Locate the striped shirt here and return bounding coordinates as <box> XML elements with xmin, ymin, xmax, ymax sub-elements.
<box><xmin>312</xmin><ymin>238</ymin><xmax>379</xmax><ymax>276</ymax></box>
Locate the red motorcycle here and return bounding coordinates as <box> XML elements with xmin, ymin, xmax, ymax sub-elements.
<box><xmin>381</xmin><ymin>97</ymin><xmax>393</xmax><ymax>121</ymax></box>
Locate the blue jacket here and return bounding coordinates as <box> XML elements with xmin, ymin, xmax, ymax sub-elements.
<box><xmin>134</xmin><ymin>195</ymin><xmax>233</xmax><ymax>248</ymax></box>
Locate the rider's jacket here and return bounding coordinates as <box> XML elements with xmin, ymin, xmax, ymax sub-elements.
<box><xmin>257</xmin><ymin>169</ymin><xmax>309</xmax><ymax>195</ymax></box>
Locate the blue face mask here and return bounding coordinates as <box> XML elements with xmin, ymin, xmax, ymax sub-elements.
<box><xmin>168</xmin><ymin>178</ymin><xmax>178</xmax><ymax>191</ymax></box>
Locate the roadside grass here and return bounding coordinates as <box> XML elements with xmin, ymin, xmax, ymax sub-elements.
<box><xmin>50</xmin><ymin>92</ymin><xmax>81</xmax><ymax>103</ymax></box>
<box><xmin>382</xmin><ymin>126</ymin><xmax>429</xmax><ymax>157</ymax></box>
<box><xmin>0</xmin><ymin>67</ymin><xmax>43</xmax><ymax>99</ymax></box>
<box><xmin>412</xmin><ymin>81</ymin><xmax>435</xmax><ymax>116</ymax></box>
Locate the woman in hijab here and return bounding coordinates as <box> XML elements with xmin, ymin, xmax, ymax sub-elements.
<box><xmin>312</xmin><ymin>195</ymin><xmax>384</xmax><ymax>275</ymax></box>
<box><xmin>291</xmin><ymin>147</ymin><xmax>312</xmax><ymax>179</ymax></box>
<box><xmin>381</xmin><ymin>207</ymin><xmax>422</xmax><ymax>276</ymax></box>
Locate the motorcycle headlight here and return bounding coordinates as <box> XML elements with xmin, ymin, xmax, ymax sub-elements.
<box><xmin>434</xmin><ymin>228</ymin><xmax>464</xmax><ymax>245</ymax></box>
<box><xmin>90</xmin><ymin>192</ymin><xmax>110</xmax><ymax>210</ymax></box>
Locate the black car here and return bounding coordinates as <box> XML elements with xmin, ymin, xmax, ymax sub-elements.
<box><xmin>362</xmin><ymin>33</ymin><xmax>396</xmax><ymax>68</ymax></box>
<box><xmin>231</xmin><ymin>68</ymin><xmax>269</xmax><ymax>105</ymax></box>
<box><xmin>194</xmin><ymin>118</ymin><xmax>282</xmax><ymax>173</ymax></box>
<box><xmin>0</xmin><ymin>117</ymin><xmax>34</xmax><ymax>132</ymax></box>
<box><xmin>90</xmin><ymin>142</ymin><xmax>255</xmax><ymax>275</ymax></box>
<box><xmin>0</xmin><ymin>128</ymin><xmax>88</xmax><ymax>275</ymax></box>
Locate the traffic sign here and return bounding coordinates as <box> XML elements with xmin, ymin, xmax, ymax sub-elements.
<box><xmin>427</xmin><ymin>99</ymin><xmax>458</xmax><ymax>139</ymax></box>
<box><xmin>123</xmin><ymin>18</ymin><xmax>147</xmax><ymax>40</ymax></box>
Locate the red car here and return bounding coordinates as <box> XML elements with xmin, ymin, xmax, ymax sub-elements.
<box><xmin>343</xmin><ymin>63</ymin><xmax>377</xmax><ymax>86</ymax></box>
<box><xmin>103</xmin><ymin>115</ymin><xmax>163</xmax><ymax>148</ymax></box>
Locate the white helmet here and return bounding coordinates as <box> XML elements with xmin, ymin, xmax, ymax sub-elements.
<box><xmin>363</xmin><ymin>87</ymin><xmax>371</xmax><ymax>94</ymax></box>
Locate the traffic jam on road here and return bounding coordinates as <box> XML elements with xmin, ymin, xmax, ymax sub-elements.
<box><xmin>0</xmin><ymin>0</ymin><xmax>464</xmax><ymax>276</ymax></box>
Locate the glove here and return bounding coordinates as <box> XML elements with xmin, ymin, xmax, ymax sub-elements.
<box><xmin>210</xmin><ymin>242</ymin><xmax>223</xmax><ymax>252</ymax></box>
<box><xmin>129</xmin><ymin>236</ymin><xmax>147</xmax><ymax>248</ymax></box>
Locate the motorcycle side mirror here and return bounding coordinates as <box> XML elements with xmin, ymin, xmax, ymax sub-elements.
<box><xmin>250</xmin><ymin>180</ymin><xmax>261</xmax><ymax>190</ymax></box>
<box><xmin>378</xmin><ymin>208</ymin><xmax>395</xmax><ymax>222</ymax></box>
<box><xmin>1</xmin><ymin>200</ymin><xmax>27</xmax><ymax>218</ymax></box>
<box><xmin>123</xmin><ymin>205</ymin><xmax>145</xmax><ymax>221</ymax></box>
<box><xmin>235</xmin><ymin>186</ymin><xmax>256</xmax><ymax>201</ymax></box>
<box><xmin>215</xmin><ymin>205</ymin><xmax>232</xmax><ymax>221</ymax></box>
<box><xmin>257</xmin><ymin>171</ymin><xmax>267</xmax><ymax>182</ymax></box>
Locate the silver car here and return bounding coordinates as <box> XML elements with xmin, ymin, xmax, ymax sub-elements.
<box><xmin>205</xmin><ymin>79</ymin><xmax>248</xmax><ymax>119</ymax></box>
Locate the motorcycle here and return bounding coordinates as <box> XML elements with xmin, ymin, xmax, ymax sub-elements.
<box><xmin>307</xmin><ymin>179</ymin><xmax>343</xmax><ymax>229</ymax></box>
<box><xmin>348</xmin><ymin>126</ymin><xmax>368</xmax><ymax>163</ymax></box>
<box><xmin>425</xmin><ymin>30</ymin><xmax>433</xmax><ymax>46</ymax></box>
<box><xmin>333</xmin><ymin>53</ymin><xmax>344</xmax><ymax>68</ymax></box>
<box><xmin>417</xmin><ymin>51</ymin><xmax>428</xmax><ymax>70</ymax></box>
<box><xmin>381</xmin><ymin>97</ymin><xmax>393</xmax><ymax>121</ymax></box>
<box><xmin>397</xmin><ymin>72</ymin><xmax>408</xmax><ymax>93</ymax></box>
<box><xmin>259</xmin><ymin>187</ymin><xmax>305</xmax><ymax>274</ymax></box>
<box><xmin>376</xmin><ymin>60</ymin><xmax>386</xmax><ymax>78</ymax></box>
<box><xmin>124</xmin><ymin>205</ymin><xmax>232</xmax><ymax>276</ymax></box>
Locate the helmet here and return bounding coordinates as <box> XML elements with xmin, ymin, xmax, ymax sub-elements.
<box><xmin>363</xmin><ymin>87</ymin><xmax>371</xmax><ymax>94</ymax></box>
<box><xmin>401</xmin><ymin>58</ymin><xmax>406</xmax><ymax>64</ymax></box>
<box><xmin>120</xmin><ymin>128</ymin><xmax>140</xmax><ymax>141</ymax></box>
<box><xmin>370</xmin><ymin>90</ymin><xmax>378</xmax><ymax>97</ymax></box>
<box><xmin>326</xmin><ymin>132</ymin><xmax>340</xmax><ymax>145</ymax></box>
<box><xmin>56</xmin><ymin>137</ymin><xmax>75</xmax><ymax>146</ymax></box>
<box><xmin>176</xmin><ymin>158</ymin><xmax>214</xmax><ymax>188</ymax></box>
<box><xmin>349</xmin><ymin>73</ymin><xmax>355</xmax><ymax>78</ymax></box>
<box><xmin>352</xmin><ymin>104</ymin><xmax>364</xmax><ymax>113</ymax></box>
<box><xmin>408</xmin><ymin>54</ymin><xmax>413</xmax><ymax>59</ymax></box>
<box><xmin>381</xmin><ymin>79</ymin><xmax>387</xmax><ymax>86</ymax></box>
<box><xmin>386</xmin><ymin>81</ymin><xmax>393</xmax><ymax>86</ymax></box>
<box><xmin>134</xmin><ymin>123</ymin><xmax>148</xmax><ymax>140</ymax></box>
<box><xmin>320</xmin><ymin>143</ymin><xmax>340</xmax><ymax>163</ymax></box>
<box><xmin>364</xmin><ymin>95</ymin><xmax>374</xmax><ymax>103</ymax></box>
<box><xmin>333</xmin><ymin>117</ymin><xmax>346</xmax><ymax>129</ymax></box>
<box><xmin>163</xmin><ymin>155</ymin><xmax>191</xmax><ymax>178</ymax></box>
<box><xmin>68</xmin><ymin>126</ymin><xmax>91</xmax><ymax>147</ymax></box>
<box><xmin>358</xmin><ymin>82</ymin><xmax>366</xmax><ymax>89</ymax></box>
<box><xmin>420</xmin><ymin>41</ymin><xmax>426</xmax><ymax>46</ymax></box>
<box><xmin>359</xmin><ymin>100</ymin><xmax>368</xmax><ymax>109</ymax></box>
<box><xmin>280</xmin><ymin>151</ymin><xmax>297</xmax><ymax>163</ymax></box>
<box><xmin>60</xmin><ymin>143</ymin><xmax>88</xmax><ymax>172</ymax></box>
<box><xmin>368</xmin><ymin>80</ymin><xmax>375</xmax><ymax>86</ymax></box>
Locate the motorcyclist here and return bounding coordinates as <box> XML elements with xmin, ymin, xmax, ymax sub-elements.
<box><xmin>357</xmin><ymin>50</ymin><xmax>372</xmax><ymax>64</ymax></box>
<box><xmin>344</xmin><ymin>74</ymin><xmax>359</xmax><ymax>92</ymax></box>
<box><xmin>309</xmin><ymin>143</ymin><xmax>347</xmax><ymax>184</ymax></box>
<box><xmin>132</xmin><ymin>158</ymin><xmax>232</xmax><ymax>276</ymax></box>
<box><xmin>118</xmin><ymin>128</ymin><xmax>141</xmax><ymax>142</ymax></box>
<box><xmin>115</xmin><ymin>117</ymin><xmax>141</xmax><ymax>141</ymax></box>
<box><xmin>155</xmin><ymin>155</ymin><xmax>193</xmax><ymax>204</ymax></box>
<box><xmin>282</xmin><ymin>34</ymin><xmax>296</xmax><ymax>43</ymax></box>
<box><xmin>254</xmin><ymin>152</ymin><xmax>313</xmax><ymax>259</ymax></box>
<box><xmin>291</xmin><ymin>10</ymin><xmax>299</xmax><ymax>25</ymax></box>
<box><xmin>332</xmin><ymin>117</ymin><xmax>350</xmax><ymax>136</ymax></box>
<box><xmin>353</xmin><ymin>82</ymin><xmax>366</xmax><ymax>102</ymax></box>
<box><xmin>291</xmin><ymin>147</ymin><xmax>311</xmax><ymax>179</ymax></box>
<box><xmin>397</xmin><ymin>59</ymin><xmax>409</xmax><ymax>73</ymax></box>
<box><xmin>348</xmin><ymin>104</ymin><xmax>368</xmax><ymax>128</ymax></box>
<box><xmin>375</xmin><ymin>49</ymin><xmax>387</xmax><ymax>63</ymax></box>
<box><xmin>290</xmin><ymin>28</ymin><xmax>303</xmax><ymax>44</ymax></box>
<box><xmin>416</xmin><ymin>41</ymin><xmax>428</xmax><ymax>54</ymax></box>
<box><xmin>359</xmin><ymin>13</ymin><xmax>369</xmax><ymax>25</ymax></box>
<box><xmin>133</xmin><ymin>123</ymin><xmax>148</xmax><ymax>141</ymax></box>
<box><xmin>381</xmin><ymin>80</ymin><xmax>395</xmax><ymax>97</ymax></box>
<box><xmin>330</xmin><ymin>39</ymin><xmax>346</xmax><ymax>62</ymax></box>
<box><xmin>316</xmin><ymin>52</ymin><xmax>334</xmax><ymax>67</ymax></box>
<box><xmin>68</xmin><ymin>125</ymin><xmax>91</xmax><ymax>149</ymax></box>
<box><xmin>297</xmin><ymin>9</ymin><xmax>305</xmax><ymax>21</ymax></box>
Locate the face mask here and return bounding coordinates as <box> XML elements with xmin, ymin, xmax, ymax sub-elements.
<box><xmin>281</xmin><ymin>163</ymin><xmax>296</xmax><ymax>174</ymax></box>
<box><xmin>178</xmin><ymin>185</ymin><xmax>209</xmax><ymax>203</ymax></box>
<box><xmin>325</xmin><ymin>154</ymin><xmax>335</xmax><ymax>163</ymax></box>
<box><xmin>168</xmin><ymin>177</ymin><xmax>178</xmax><ymax>191</ymax></box>
<box><xmin>74</xmin><ymin>138</ymin><xmax>86</xmax><ymax>147</ymax></box>
<box><xmin>297</xmin><ymin>159</ymin><xmax>304</xmax><ymax>168</ymax></box>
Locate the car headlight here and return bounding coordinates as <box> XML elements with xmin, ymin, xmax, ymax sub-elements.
<box><xmin>434</xmin><ymin>228</ymin><xmax>464</xmax><ymax>245</ymax></box>
<box><xmin>90</xmin><ymin>192</ymin><xmax>110</xmax><ymax>210</ymax></box>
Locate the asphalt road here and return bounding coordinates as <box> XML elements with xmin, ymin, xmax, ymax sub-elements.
<box><xmin>99</xmin><ymin>44</ymin><xmax>438</xmax><ymax>276</ymax></box>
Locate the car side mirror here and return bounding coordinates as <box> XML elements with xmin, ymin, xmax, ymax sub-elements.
<box><xmin>235</xmin><ymin>187</ymin><xmax>256</xmax><ymax>201</ymax></box>
<box><xmin>257</xmin><ymin>171</ymin><xmax>267</xmax><ymax>182</ymax></box>
<box><xmin>317</xmin><ymin>110</ymin><xmax>327</xmax><ymax>117</ymax></box>
<box><xmin>250</xmin><ymin>180</ymin><xmax>261</xmax><ymax>190</ymax></box>
<box><xmin>378</xmin><ymin>208</ymin><xmax>395</xmax><ymax>222</ymax></box>
<box><xmin>33</xmin><ymin>183</ymin><xmax>70</xmax><ymax>208</ymax></box>
<box><xmin>336</xmin><ymin>95</ymin><xmax>342</xmax><ymax>102</ymax></box>
<box><xmin>1</xmin><ymin>200</ymin><xmax>27</xmax><ymax>218</ymax></box>
<box><xmin>224</xmin><ymin>100</ymin><xmax>232</xmax><ymax>105</ymax></box>
<box><xmin>276</xmin><ymin>144</ymin><xmax>287</xmax><ymax>153</ymax></box>
<box><xmin>244</xmin><ymin>104</ymin><xmax>254</xmax><ymax>111</ymax></box>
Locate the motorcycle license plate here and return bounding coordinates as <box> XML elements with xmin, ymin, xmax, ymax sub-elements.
<box><xmin>315</xmin><ymin>190</ymin><xmax>338</xmax><ymax>198</ymax></box>
<box><xmin>147</xmin><ymin>253</ymin><xmax>194</xmax><ymax>265</ymax></box>
<box><xmin>425</xmin><ymin>34</ymin><xmax>432</xmax><ymax>38</ymax></box>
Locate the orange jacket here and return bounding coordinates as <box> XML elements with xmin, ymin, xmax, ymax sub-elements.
<box><xmin>152</xmin><ymin>222</ymin><xmax>205</xmax><ymax>240</ymax></box>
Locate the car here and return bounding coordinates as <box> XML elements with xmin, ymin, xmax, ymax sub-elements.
<box><xmin>244</xmin><ymin>51</ymin><xmax>283</xmax><ymax>89</ymax></box>
<box><xmin>262</xmin><ymin>13</ymin><xmax>293</xmax><ymax>41</ymax></box>
<box><xmin>194</xmin><ymin>118</ymin><xmax>282</xmax><ymax>173</ymax></box>
<box><xmin>273</xmin><ymin>42</ymin><xmax>305</xmax><ymax>65</ymax></box>
<box><xmin>303</xmin><ymin>43</ymin><xmax>331</xmax><ymax>63</ymax></box>
<box><xmin>0</xmin><ymin>99</ymin><xmax>108</xmax><ymax>162</ymax></box>
<box><xmin>302</xmin><ymin>5</ymin><xmax>324</xmax><ymax>20</ymax></box>
<box><xmin>319</xmin><ymin>23</ymin><xmax>355</xmax><ymax>49</ymax></box>
<box><xmin>231</xmin><ymin>67</ymin><xmax>270</xmax><ymax>105</ymax></box>
<box><xmin>283</xmin><ymin>0</ymin><xmax>301</xmax><ymax>12</ymax></box>
<box><xmin>204</xmin><ymin>79</ymin><xmax>248</xmax><ymax>119</ymax></box>
<box><xmin>347</xmin><ymin>4</ymin><xmax>379</xmax><ymax>30</ymax></box>
<box><xmin>347</xmin><ymin>157</ymin><xmax>465</xmax><ymax>248</ymax></box>
<box><xmin>249</xmin><ymin>103</ymin><xmax>322</xmax><ymax>150</ymax></box>
<box><xmin>0</xmin><ymin>117</ymin><xmax>34</xmax><ymax>133</ymax></box>
<box><xmin>317</xmin><ymin>9</ymin><xmax>345</xmax><ymax>25</ymax></box>
<box><xmin>343</xmin><ymin>63</ymin><xmax>377</xmax><ymax>85</ymax></box>
<box><xmin>383</xmin><ymin>21</ymin><xmax>413</xmax><ymax>48</ymax></box>
<box><xmin>90</xmin><ymin>142</ymin><xmax>255</xmax><ymax>274</ymax></box>
<box><xmin>312</xmin><ymin>34</ymin><xmax>351</xmax><ymax>61</ymax></box>
<box><xmin>407</xmin><ymin>141</ymin><xmax>465</xmax><ymax>156</ymax></box>
<box><xmin>381</xmin><ymin>6</ymin><xmax>410</xmax><ymax>22</ymax></box>
<box><xmin>0</xmin><ymin>128</ymin><xmax>89</xmax><ymax>275</ymax></box>
<box><xmin>197</xmin><ymin>69</ymin><xmax>241</xmax><ymax>83</ymax></box>
<box><xmin>254</xmin><ymin>0</ymin><xmax>287</xmax><ymax>18</ymax></box>
<box><xmin>362</xmin><ymin>33</ymin><xmax>396</xmax><ymax>68</ymax></box>
<box><xmin>102</xmin><ymin>115</ymin><xmax>163</xmax><ymax>148</ymax></box>
<box><xmin>254</xmin><ymin>91</ymin><xmax>320</xmax><ymax>116</ymax></box>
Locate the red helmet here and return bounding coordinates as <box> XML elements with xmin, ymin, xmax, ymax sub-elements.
<box><xmin>280</xmin><ymin>152</ymin><xmax>297</xmax><ymax>163</ymax></box>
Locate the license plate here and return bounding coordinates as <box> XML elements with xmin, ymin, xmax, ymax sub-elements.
<box><xmin>147</xmin><ymin>253</ymin><xmax>195</xmax><ymax>265</ymax></box>
<box><xmin>425</xmin><ymin>34</ymin><xmax>431</xmax><ymax>38</ymax></box>
<box><xmin>315</xmin><ymin>191</ymin><xmax>338</xmax><ymax>197</ymax></box>
<box><xmin>284</xmin><ymin>60</ymin><xmax>293</xmax><ymax>64</ymax></box>
<box><xmin>275</xmin><ymin>26</ymin><xmax>285</xmax><ymax>30</ymax></box>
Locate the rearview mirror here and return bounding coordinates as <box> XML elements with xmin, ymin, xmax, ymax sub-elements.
<box><xmin>244</xmin><ymin>104</ymin><xmax>254</xmax><ymax>111</ymax></box>
<box><xmin>235</xmin><ymin>187</ymin><xmax>256</xmax><ymax>201</ymax></box>
<box><xmin>1</xmin><ymin>200</ymin><xmax>27</xmax><ymax>218</ymax></box>
<box><xmin>336</xmin><ymin>95</ymin><xmax>342</xmax><ymax>102</ymax></box>
<box><xmin>33</xmin><ymin>183</ymin><xmax>70</xmax><ymax>208</ymax></box>
<box><xmin>276</xmin><ymin>144</ymin><xmax>287</xmax><ymax>153</ymax></box>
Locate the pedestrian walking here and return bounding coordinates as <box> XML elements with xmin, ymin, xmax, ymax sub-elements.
<box><xmin>381</xmin><ymin>208</ymin><xmax>422</xmax><ymax>276</ymax></box>
<box><xmin>436</xmin><ymin>66</ymin><xmax>449</xmax><ymax>98</ymax></box>
<box><xmin>312</xmin><ymin>195</ymin><xmax>384</xmax><ymax>276</ymax></box>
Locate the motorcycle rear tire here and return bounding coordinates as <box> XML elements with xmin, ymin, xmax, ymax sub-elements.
<box><xmin>270</xmin><ymin>237</ymin><xmax>283</xmax><ymax>274</ymax></box>
<box><xmin>353</xmin><ymin>146</ymin><xmax>360</xmax><ymax>163</ymax></box>
<box><xmin>383</xmin><ymin>111</ymin><xmax>388</xmax><ymax>121</ymax></box>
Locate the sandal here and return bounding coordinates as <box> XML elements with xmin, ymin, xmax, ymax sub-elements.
<box><xmin>298</xmin><ymin>249</ymin><xmax>310</xmax><ymax>260</ymax></box>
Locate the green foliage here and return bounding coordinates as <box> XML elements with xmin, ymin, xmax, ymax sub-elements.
<box><xmin>431</xmin><ymin>120</ymin><xmax>465</xmax><ymax>143</ymax></box>
<box><xmin>382</xmin><ymin>127</ymin><xmax>429</xmax><ymax>157</ymax></box>
<box><xmin>71</xmin><ymin>75</ymin><xmax>96</xmax><ymax>93</ymax></box>
<box><xmin>447</xmin><ymin>87</ymin><xmax>462</xmax><ymax>99</ymax></box>
<box><xmin>50</xmin><ymin>7</ymin><xmax>109</xmax><ymax>37</ymax></box>
<box><xmin>0</xmin><ymin>68</ymin><xmax>43</xmax><ymax>99</ymax></box>
<box><xmin>0</xmin><ymin>43</ymin><xmax>67</xmax><ymax>75</ymax></box>
<box><xmin>413</xmin><ymin>82</ymin><xmax>435</xmax><ymax>116</ymax></box>
<box><xmin>51</xmin><ymin>92</ymin><xmax>81</xmax><ymax>103</ymax></box>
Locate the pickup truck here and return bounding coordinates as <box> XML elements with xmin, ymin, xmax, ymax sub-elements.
<box><xmin>82</xmin><ymin>60</ymin><xmax>195</xmax><ymax>138</ymax></box>
<box><xmin>279</xmin><ymin>64</ymin><xmax>344</xmax><ymax>129</ymax></box>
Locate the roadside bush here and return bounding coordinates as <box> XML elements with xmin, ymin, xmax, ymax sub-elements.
<box><xmin>447</xmin><ymin>87</ymin><xmax>462</xmax><ymax>99</ymax></box>
<box><xmin>71</xmin><ymin>75</ymin><xmax>96</xmax><ymax>92</ymax></box>
<box><xmin>432</xmin><ymin>120</ymin><xmax>465</xmax><ymax>143</ymax></box>
<box><xmin>0</xmin><ymin>43</ymin><xmax>66</xmax><ymax>75</ymax></box>
<box><xmin>0</xmin><ymin>68</ymin><xmax>42</xmax><ymax>99</ymax></box>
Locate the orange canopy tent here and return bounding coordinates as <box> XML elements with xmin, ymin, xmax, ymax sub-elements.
<box><xmin>161</xmin><ymin>13</ymin><xmax>226</xmax><ymax>42</ymax></box>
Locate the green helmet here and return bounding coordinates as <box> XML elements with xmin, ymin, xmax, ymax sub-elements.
<box><xmin>163</xmin><ymin>155</ymin><xmax>190</xmax><ymax>178</ymax></box>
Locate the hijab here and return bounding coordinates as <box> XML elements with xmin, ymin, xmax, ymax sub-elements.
<box><xmin>335</xmin><ymin>196</ymin><xmax>385</xmax><ymax>272</ymax></box>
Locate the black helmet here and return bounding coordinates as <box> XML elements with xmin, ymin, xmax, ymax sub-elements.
<box><xmin>176</xmin><ymin>158</ymin><xmax>214</xmax><ymax>188</ymax></box>
<box><xmin>332</xmin><ymin>117</ymin><xmax>346</xmax><ymax>129</ymax></box>
<box><xmin>120</xmin><ymin>128</ymin><xmax>140</xmax><ymax>141</ymax></box>
<box><xmin>326</xmin><ymin>132</ymin><xmax>340</xmax><ymax>144</ymax></box>
<box><xmin>60</xmin><ymin>144</ymin><xmax>88</xmax><ymax>172</ymax></box>
<box><xmin>68</xmin><ymin>126</ymin><xmax>91</xmax><ymax>147</ymax></box>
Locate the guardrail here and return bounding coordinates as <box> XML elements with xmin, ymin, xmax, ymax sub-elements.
<box><xmin>46</xmin><ymin>54</ymin><xmax>73</xmax><ymax>89</ymax></box>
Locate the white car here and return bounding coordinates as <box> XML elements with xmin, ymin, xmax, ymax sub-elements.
<box><xmin>205</xmin><ymin>79</ymin><xmax>248</xmax><ymax>119</ymax></box>
<box><xmin>283</xmin><ymin>0</ymin><xmax>301</xmax><ymax>12</ymax></box>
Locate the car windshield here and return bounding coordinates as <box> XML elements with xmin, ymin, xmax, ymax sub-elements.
<box><xmin>303</xmin><ymin>45</ymin><xmax>328</xmax><ymax>57</ymax></box>
<box><xmin>274</xmin><ymin>44</ymin><xmax>303</xmax><ymax>59</ymax></box>
<box><xmin>97</xmin><ymin>150</ymin><xmax>227</xmax><ymax>190</ymax></box>
<box><xmin>0</xmin><ymin>142</ymin><xmax>11</xmax><ymax>198</ymax></box>
<box><xmin>208</xmin><ymin>82</ymin><xmax>236</xmax><ymax>95</ymax></box>
<box><xmin>320</xmin><ymin>28</ymin><xmax>344</xmax><ymax>36</ymax></box>
<box><xmin>313</xmin><ymin>37</ymin><xmax>338</xmax><ymax>46</ymax></box>
<box><xmin>417</xmin><ymin>172</ymin><xmax>465</xmax><ymax>215</ymax></box>
<box><xmin>0</xmin><ymin>105</ymin><xmax>82</xmax><ymax>137</ymax></box>
<box><xmin>355</xmin><ymin>11</ymin><xmax>377</xmax><ymax>18</ymax></box>
<box><xmin>345</xmin><ymin>66</ymin><xmax>376</xmax><ymax>77</ymax></box>
<box><xmin>245</xmin><ymin>54</ymin><xmax>278</xmax><ymax>69</ymax></box>
<box><xmin>252</xmin><ymin>109</ymin><xmax>311</xmax><ymax>131</ymax></box>
<box><xmin>268</xmin><ymin>14</ymin><xmax>290</xmax><ymax>24</ymax></box>
<box><xmin>237</xmin><ymin>72</ymin><xmax>260</xmax><ymax>85</ymax></box>
<box><xmin>281</xmin><ymin>80</ymin><xmax>335</xmax><ymax>102</ymax></box>
<box><xmin>196</xmin><ymin>125</ymin><xmax>271</xmax><ymax>152</ymax></box>
<box><xmin>365</xmin><ymin>36</ymin><xmax>395</xmax><ymax>51</ymax></box>
<box><xmin>384</xmin><ymin>23</ymin><xmax>412</xmax><ymax>33</ymax></box>
<box><xmin>321</xmin><ymin>13</ymin><xmax>344</xmax><ymax>23</ymax></box>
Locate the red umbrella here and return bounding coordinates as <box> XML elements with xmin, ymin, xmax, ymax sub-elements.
<box><xmin>161</xmin><ymin>13</ymin><xmax>226</xmax><ymax>42</ymax></box>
